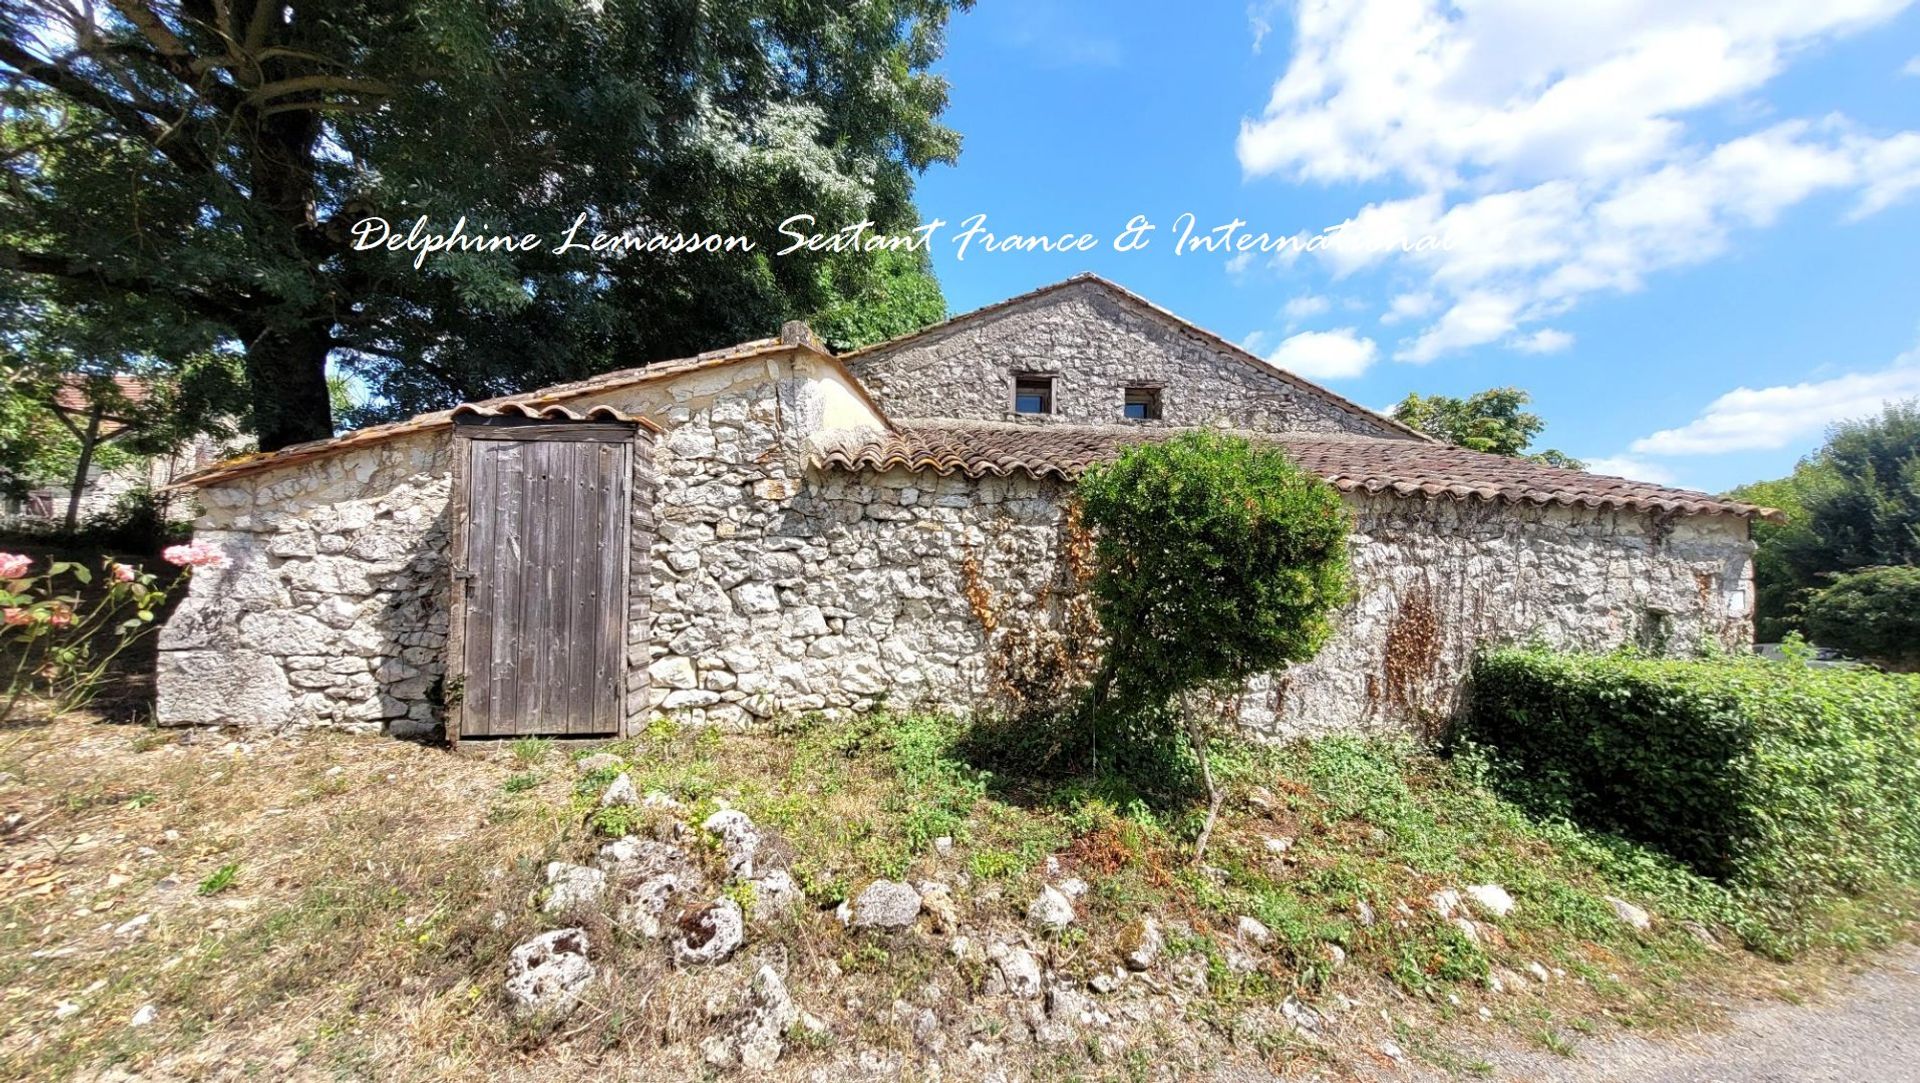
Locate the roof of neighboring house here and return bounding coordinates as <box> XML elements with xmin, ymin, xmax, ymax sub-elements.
<box><xmin>839</xmin><ymin>273</ymin><xmax>1432</xmax><ymax>443</ymax></box>
<box><xmin>50</xmin><ymin>375</ymin><xmax>154</xmax><ymax>438</ymax></box>
<box><xmin>812</xmin><ymin>420</ymin><xmax>1781</xmax><ymax>521</ymax></box>
<box><xmin>177</xmin><ymin>332</ymin><xmax>881</xmax><ymax>488</ymax></box>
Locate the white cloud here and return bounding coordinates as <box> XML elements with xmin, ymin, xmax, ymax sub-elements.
<box><xmin>1225</xmin><ymin>250</ymin><xmax>1256</xmax><ymax>276</ymax></box>
<box><xmin>1238</xmin><ymin>1</ymin><xmax>1910</xmax><ymax>189</ymax></box>
<box><xmin>1239</xmin><ymin>328</ymin><xmax>1272</xmax><ymax>355</ymax></box>
<box><xmin>1629</xmin><ymin>342</ymin><xmax>1920</xmax><ymax>455</ymax></box>
<box><xmin>1904</xmin><ymin>54</ymin><xmax>1920</xmax><ymax>76</ymax></box>
<box><xmin>1237</xmin><ymin>2</ymin><xmax>1920</xmax><ymax>363</ymax></box>
<box><xmin>1511</xmin><ymin>328</ymin><xmax>1575</xmax><ymax>354</ymax></box>
<box><xmin>1381</xmin><ymin>291</ymin><xmax>1439</xmax><ymax>324</ymax></box>
<box><xmin>1268</xmin><ymin>328</ymin><xmax>1380</xmax><ymax>379</ymax></box>
<box><xmin>1283</xmin><ymin>294</ymin><xmax>1331</xmax><ymax>321</ymax></box>
<box><xmin>1582</xmin><ymin>456</ymin><xmax>1681</xmax><ymax>486</ymax></box>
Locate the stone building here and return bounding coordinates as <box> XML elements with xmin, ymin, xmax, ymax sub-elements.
<box><xmin>157</xmin><ymin>275</ymin><xmax>1770</xmax><ymax>740</ymax></box>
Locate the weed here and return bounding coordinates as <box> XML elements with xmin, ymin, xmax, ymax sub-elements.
<box><xmin>507</xmin><ymin>736</ymin><xmax>553</xmax><ymax>766</ymax></box>
<box><xmin>198</xmin><ymin>862</ymin><xmax>239</xmax><ymax>895</ymax></box>
<box><xmin>502</xmin><ymin>772</ymin><xmax>541</xmax><ymax>794</ymax></box>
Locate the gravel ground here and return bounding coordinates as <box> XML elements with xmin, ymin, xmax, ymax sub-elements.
<box><xmin>1433</xmin><ymin>944</ymin><xmax>1920</xmax><ymax>1082</ymax></box>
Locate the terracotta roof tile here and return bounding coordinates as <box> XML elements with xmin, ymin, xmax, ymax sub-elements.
<box><xmin>176</xmin><ymin>339</ymin><xmax>796</xmax><ymax>487</ymax></box>
<box><xmin>812</xmin><ymin>420</ymin><xmax>1779</xmax><ymax>521</ymax></box>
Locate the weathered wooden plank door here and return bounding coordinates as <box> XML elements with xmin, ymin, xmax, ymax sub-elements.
<box><xmin>451</xmin><ymin>422</ymin><xmax>634</xmax><ymax>738</ymax></box>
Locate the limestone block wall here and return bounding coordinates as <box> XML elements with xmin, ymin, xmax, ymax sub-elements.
<box><xmin>156</xmin><ymin>432</ymin><xmax>455</xmax><ymax>735</ymax></box>
<box><xmin>848</xmin><ymin>281</ymin><xmax>1406</xmax><ymax>437</ymax></box>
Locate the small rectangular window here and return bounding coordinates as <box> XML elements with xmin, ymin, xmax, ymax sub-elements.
<box><xmin>1014</xmin><ymin>374</ymin><xmax>1054</xmax><ymax>415</ymax></box>
<box><xmin>1124</xmin><ymin>386</ymin><xmax>1162</xmax><ymax>420</ymax></box>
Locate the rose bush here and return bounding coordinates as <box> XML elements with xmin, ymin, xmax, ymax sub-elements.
<box><xmin>0</xmin><ymin>544</ymin><xmax>220</xmax><ymax>722</ymax></box>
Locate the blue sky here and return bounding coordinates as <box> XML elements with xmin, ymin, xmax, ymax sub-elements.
<box><xmin>908</xmin><ymin>1</ymin><xmax>1920</xmax><ymax>494</ymax></box>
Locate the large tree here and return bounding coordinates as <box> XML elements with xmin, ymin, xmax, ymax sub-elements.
<box><xmin>1730</xmin><ymin>400</ymin><xmax>1920</xmax><ymax>640</ymax></box>
<box><xmin>1391</xmin><ymin>386</ymin><xmax>1583</xmax><ymax>468</ymax></box>
<box><xmin>1</xmin><ymin>1</ymin><xmax>963</xmax><ymax>449</ymax></box>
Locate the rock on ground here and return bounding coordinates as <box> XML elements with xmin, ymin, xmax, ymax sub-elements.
<box><xmin>1027</xmin><ymin>885</ymin><xmax>1076</xmax><ymax>932</ymax></box>
<box><xmin>600</xmin><ymin>773</ymin><xmax>639</xmax><ymax>807</ymax></box>
<box><xmin>702</xmin><ymin>964</ymin><xmax>800</xmax><ymax>1071</ymax></box>
<box><xmin>575</xmin><ymin>752</ymin><xmax>623</xmax><ymax>775</ymax></box>
<box><xmin>541</xmin><ymin>862</ymin><xmax>607</xmax><ymax>915</ymax></box>
<box><xmin>1466</xmin><ymin>883</ymin><xmax>1517</xmax><ymax>918</ymax></box>
<box><xmin>674</xmin><ymin>899</ymin><xmax>746</xmax><ymax>966</ymax></box>
<box><xmin>987</xmin><ymin>942</ymin><xmax>1045</xmax><ymax>999</ymax></box>
<box><xmin>702</xmin><ymin>809</ymin><xmax>761</xmax><ymax>879</ymax></box>
<box><xmin>1120</xmin><ymin>917</ymin><xmax>1162</xmax><ymax>971</ymax></box>
<box><xmin>1607</xmin><ymin>895</ymin><xmax>1653</xmax><ymax>931</ymax></box>
<box><xmin>848</xmin><ymin>880</ymin><xmax>922</xmax><ymax>929</ymax></box>
<box><xmin>504</xmin><ymin>928</ymin><xmax>595</xmax><ymax>1022</ymax></box>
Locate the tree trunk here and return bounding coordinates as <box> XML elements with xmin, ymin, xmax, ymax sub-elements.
<box><xmin>63</xmin><ymin>404</ymin><xmax>104</xmax><ymax>531</ymax></box>
<box><xmin>244</xmin><ymin>321</ymin><xmax>335</xmax><ymax>450</ymax></box>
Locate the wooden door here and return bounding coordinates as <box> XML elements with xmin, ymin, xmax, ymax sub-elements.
<box><xmin>450</xmin><ymin>422</ymin><xmax>634</xmax><ymax>738</ymax></box>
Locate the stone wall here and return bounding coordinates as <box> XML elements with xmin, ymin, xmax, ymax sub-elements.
<box><xmin>848</xmin><ymin>281</ymin><xmax>1406</xmax><ymax>438</ymax></box>
<box><xmin>157</xmin><ymin>431</ymin><xmax>454</xmax><ymax>735</ymax></box>
<box><xmin>158</xmin><ymin>351</ymin><xmax>1753</xmax><ymax>741</ymax></box>
<box><xmin>637</xmin><ymin>376</ymin><xmax>1755</xmax><ymax>736</ymax></box>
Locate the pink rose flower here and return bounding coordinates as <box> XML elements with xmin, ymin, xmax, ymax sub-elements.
<box><xmin>0</xmin><ymin>552</ymin><xmax>31</xmax><ymax>579</ymax></box>
<box><xmin>162</xmin><ymin>542</ymin><xmax>226</xmax><ymax>569</ymax></box>
<box><xmin>45</xmin><ymin>604</ymin><xmax>73</xmax><ymax>627</ymax></box>
<box><xmin>2</xmin><ymin>608</ymin><xmax>28</xmax><ymax>626</ymax></box>
<box><xmin>111</xmin><ymin>562</ymin><xmax>138</xmax><ymax>582</ymax></box>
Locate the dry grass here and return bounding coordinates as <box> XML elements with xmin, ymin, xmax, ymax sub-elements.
<box><xmin>1</xmin><ymin>709</ymin><xmax>1912</xmax><ymax>1083</ymax></box>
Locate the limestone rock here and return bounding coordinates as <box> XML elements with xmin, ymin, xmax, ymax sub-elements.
<box><xmin>750</xmin><ymin>869</ymin><xmax>801</xmax><ymax>919</ymax></box>
<box><xmin>1236</xmin><ymin>916</ymin><xmax>1272</xmax><ymax>945</ymax></box>
<box><xmin>1429</xmin><ymin>888</ymin><xmax>1463</xmax><ymax>919</ymax></box>
<box><xmin>848</xmin><ymin>880</ymin><xmax>921</xmax><ymax>929</ymax></box>
<box><xmin>541</xmin><ymin>862</ymin><xmax>606</xmax><ymax>916</ymax></box>
<box><xmin>702</xmin><ymin>965</ymin><xmax>800</xmax><ymax>1071</ymax></box>
<box><xmin>1118</xmin><ymin>916</ymin><xmax>1162</xmax><ymax>971</ymax></box>
<box><xmin>986</xmin><ymin>942</ymin><xmax>1044</xmax><ymax>999</ymax></box>
<box><xmin>674</xmin><ymin>899</ymin><xmax>745</xmax><ymax>966</ymax></box>
<box><xmin>616</xmin><ymin>873</ymin><xmax>697</xmax><ymax>939</ymax></box>
<box><xmin>1465</xmin><ymin>883</ymin><xmax>1516</xmax><ymax>918</ymax></box>
<box><xmin>575</xmin><ymin>752</ymin><xmax>623</xmax><ymax>775</ymax></box>
<box><xmin>1027</xmin><ymin>885</ymin><xmax>1075</xmax><ymax>931</ymax></box>
<box><xmin>701</xmin><ymin>809</ymin><xmax>761</xmax><ymax>879</ymax></box>
<box><xmin>596</xmin><ymin>836</ymin><xmax>700</xmax><ymax>885</ymax></box>
<box><xmin>1606</xmin><ymin>895</ymin><xmax>1652</xmax><ymax>931</ymax></box>
<box><xmin>599</xmin><ymin>773</ymin><xmax>639</xmax><ymax>808</ymax></box>
<box><xmin>918</xmin><ymin>881</ymin><xmax>960</xmax><ymax>932</ymax></box>
<box><xmin>504</xmin><ymin>928</ymin><xmax>594</xmax><ymax>1022</ymax></box>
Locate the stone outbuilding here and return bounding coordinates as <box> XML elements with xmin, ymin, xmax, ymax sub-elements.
<box><xmin>158</xmin><ymin>275</ymin><xmax>1771</xmax><ymax>741</ymax></box>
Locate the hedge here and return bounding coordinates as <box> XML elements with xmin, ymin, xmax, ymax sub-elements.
<box><xmin>1460</xmin><ymin>646</ymin><xmax>1920</xmax><ymax>949</ymax></box>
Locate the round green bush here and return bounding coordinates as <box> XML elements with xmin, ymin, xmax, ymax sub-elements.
<box><xmin>1076</xmin><ymin>429</ymin><xmax>1352</xmax><ymax>704</ymax></box>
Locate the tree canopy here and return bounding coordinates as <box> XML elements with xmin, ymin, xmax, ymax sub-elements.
<box><xmin>1391</xmin><ymin>387</ymin><xmax>1583</xmax><ymax>468</ymax></box>
<box><xmin>2</xmin><ymin>0</ymin><xmax>965</xmax><ymax>449</ymax></box>
<box><xmin>1730</xmin><ymin>400</ymin><xmax>1920</xmax><ymax>641</ymax></box>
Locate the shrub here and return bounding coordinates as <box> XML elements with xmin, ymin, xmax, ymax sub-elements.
<box><xmin>1801</xmin><ymin>565</ymin><xmax>1920</xmax><ymax>670</ymax></box>
<box><xmin>1460</xmin><ymin>646</ymin><xmax>1920</xmax><ymax>953</ymax></box>
<box><xmin>1076</xmin><ymin>430</ymin><xmax>1350</xmax><ymax>851</ymax></box>
<box><xmin>1</xmin><ymin>547</ymin><xmax>211</xmax><ymax>722</ymax></box>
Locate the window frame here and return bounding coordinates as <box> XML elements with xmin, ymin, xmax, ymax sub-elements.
<box><xmin>1011</xmin><ymin>372</ymin><xmax>1057</xmax><ymax>416</ymax></box>
<box><xmin>1122</xmin><ymin>384</ymin><xmax>1163</xmax><ymax>421</ymax></box>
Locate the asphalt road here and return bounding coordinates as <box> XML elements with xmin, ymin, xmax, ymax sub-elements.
<box><xmin>1458</xmin><ymin>944</ymin><xmax>1920</xmax><ymax>1082</ymax></box>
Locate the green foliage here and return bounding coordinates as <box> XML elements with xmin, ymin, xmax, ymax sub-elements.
<box><xmin>1077</xmin><ymin>430</ymin><xmax>1352</xmax><ymax>707</ymax></box>
<box><xmin>1802</xmin><ymin>566</ymin><xmax>1920</xmax><ymax>669</ymax></box>
<box><xmin>1460</xmin><ymin>646</ymin><xmax>1920</xmax><ymax>954</ymax></box>
<box><xmin>1731</xmin><ymin>402</ymin><xmax>1920</xmax><ymax>641</ymax></box>
<box><xmin>1390</xmin><ymin>387</ymin><xmax>1582</xmax><ymax>468</ymax></box>
<box><xmin>198</xmin><ymin>862</ymin><xmax>240</xmax><ymax>896</ymax></box>
<box><xmin>1</xmin><ymin>551</ymin><xmax>188</xmax><ymax>722</ymax></box>
<box><xmin>2</xmin><ymin>0</ymin><xmax>965</xmax><ymax>448</ymax></box>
